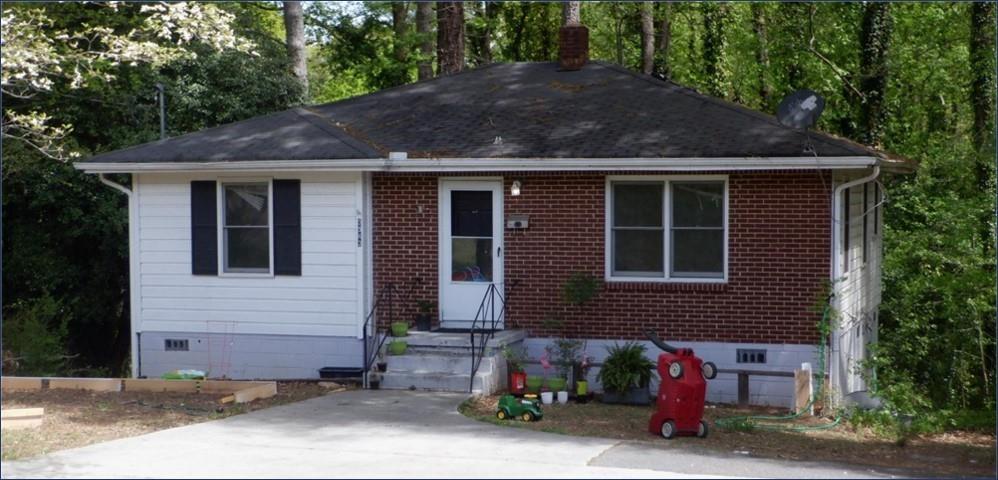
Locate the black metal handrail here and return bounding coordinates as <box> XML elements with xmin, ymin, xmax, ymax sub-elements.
<box><xmin>468</xmin><ymin>280</ymin><xmax>516</xmax><ymax>392</ymax></box>
<box><xmin>362</xmin><ymin>280</ymin><xmax>419</xmax><ymax>388</ymax></box>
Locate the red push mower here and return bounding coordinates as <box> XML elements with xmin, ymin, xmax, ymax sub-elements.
<box><xmin>645</xmin><ymin>329</ymin><xmax>717</xmax><ymax>439</ymax></box>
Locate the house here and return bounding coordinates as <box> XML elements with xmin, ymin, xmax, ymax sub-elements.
<box><xmin>75</xmin><ymin>31</ymin><xmax>910</xmax><ymax>407</ymax></box>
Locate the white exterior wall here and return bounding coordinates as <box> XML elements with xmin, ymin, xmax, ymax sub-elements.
<box><xmin>832</xmin><ymin>175</ymin><xmax>883</xmax><ymax>405</ymax></box>
<box><xmin>131</xmin><ymin>172</ymin><xmax>367</xmax><ymax>378</ymax></box>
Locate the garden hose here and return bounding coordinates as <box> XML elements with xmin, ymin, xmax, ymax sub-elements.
<box><xmin>714</xmin><ymin>298</ymin><xmax>843</xmax><ymax>432</ymax></box>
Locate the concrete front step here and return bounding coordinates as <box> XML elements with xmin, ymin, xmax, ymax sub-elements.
<box><xmin>396</xmin><ymin>329</ymin><xmax>526</xmax><ymax>351</ymax></box>
<box><xmin>386</xmin><ymin>353</ymin><xmax>497</xmax><ymax>374</ymax></box>
<box><xmin>380</xmin><ymin>371</ymin><xmax>488</xmax><ymax>393</ymax></box>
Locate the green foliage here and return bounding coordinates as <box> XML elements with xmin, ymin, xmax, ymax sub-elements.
<box><xmin>2</xmin><ymin>296</ymin><xmax>69</xmax><ymax>376</ymax></box>
<box><xmin>501</xmin><ymin>345</ymin><xmax>528</xmax><ymax>373</ymax></box>
<box><xmin>597</xmin><ymin>342</ymin><xmax>656</xmax><ymax>393</ymax></box>
<box><xmin>561</xmin><ymin>272</ymin><xmax>601</xmax><ymax>308</ymax></box>
<box><xmin>546</xmin><ymin>338</ymin><xmax>584</xmax><ymax>378</ymax></box>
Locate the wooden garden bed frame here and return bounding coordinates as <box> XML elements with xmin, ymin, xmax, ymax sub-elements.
<box><xmin>0</xmin><ymin>377</ymin><xmax>277</xmax><ymax>404</ymax></box>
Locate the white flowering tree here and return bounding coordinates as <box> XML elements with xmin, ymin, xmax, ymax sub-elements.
<box><xmin>1</xmin><ymin>2</ymin><xmax>256</xmax><ymax>159</ymax></box>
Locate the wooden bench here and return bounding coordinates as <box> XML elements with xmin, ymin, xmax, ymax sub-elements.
<box><xmin>717</xmin><ymin>368</ymin><xmax>795</xmax><ymax>407</ymax></box>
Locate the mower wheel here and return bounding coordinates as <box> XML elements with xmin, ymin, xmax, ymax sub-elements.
<box><xmin>701</xmin><ymin>361</ymin><xmax>717</xmax><ymax>380</ymax></box>
<box><xmin>660</xmin><ymin>420</ymin><xmax>677</xmax><ymax>439</ymax></box>
<box><xmin>521</xmin><ymin>411</ymin><xmax>535</xmax><ymax>422</ymax></box>
<box><xmin>668</xmin><ymin>362</ymin><xmax>684</xmax><ymax>379</ymax></box>
<box><xmin>697</xmin><ymin>420</ymin><xmax>709</xmax><ymax>438</ymax></box>
<box><xmin>496</xmin><ymin>409</ymin><xmax>508</xmax><ymax>420</ymax></box>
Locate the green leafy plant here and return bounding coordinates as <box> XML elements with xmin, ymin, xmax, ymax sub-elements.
<box><xmin>1</xmin><ymin>296</ymin><xmax>69</xmax><ymax>376</ymax></box>
<box><xmin>416</xmin><ymin>300</ymin><xmax>436</xmax><ymax>314</ymax></box>
<box><xmin>501</xmin><ymin>346</ymin><xmax>527</xmax><ymax>373</ymax></box>
<box><xmin>597</xmin><ymin>342</ymin><xmax>656</xmax><ymax>393</ymax></box>
<box><xmin>546</xmin><ymin>338</ymin><xmax>584</xmax><ymax>379</ymax></box>
<box><xmin>561</xmin><ymin>272</ymin><xmax>601</xmax><ymax>308</ymax></box>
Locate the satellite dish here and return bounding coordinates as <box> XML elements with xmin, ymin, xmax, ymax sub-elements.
<box><xmin>777</xmin><ymin>89</ymin><xmax>825</xmax><ymax>129</ymax></box>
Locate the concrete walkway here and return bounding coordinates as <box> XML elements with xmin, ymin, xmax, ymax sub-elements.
<box><xmin>1</xmin><ymin>390</ymin><xmax>899</xmax><ymax>479</ymax></box>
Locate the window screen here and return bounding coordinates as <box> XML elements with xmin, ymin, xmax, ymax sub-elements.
<box><xmin>611</xmin><ymin>183</ymin><xmax>664</xmax><ymax>275</ymax></box>
<box><xmin>671</xmin><ymin>182</ymin><xmax>724</xmax><ymax>277</ymax></box>
<box><xmin>223</xmin><ymin>183</ymin><xmax>270</xmax><ymax>273</ymax></box>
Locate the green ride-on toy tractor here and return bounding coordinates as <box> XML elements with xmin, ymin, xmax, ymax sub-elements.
<box><xmin>496</xmin><ymin>394</ymin><xmax>543</xmax><ymax>422</ymax></box>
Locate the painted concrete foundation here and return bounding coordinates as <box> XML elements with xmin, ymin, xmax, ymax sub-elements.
<box><xmin>521</xmin><ymin>338</ymin><xmax>819</xmax><ymax>408</ymax></box>
<box><xmin>138</xmin><ymin>332</ymin><xmax>362</xmax><ymax>379</ymax></box>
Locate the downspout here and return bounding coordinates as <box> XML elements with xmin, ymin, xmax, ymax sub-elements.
<box><xmin>829</xmin><ymin>165</ymin><xmax>880</xmax><ymax>407</ymax></box>
<box><xmin>97</xmin><ymin>174</ymin><xmax>141</xmax><ymax>378</ymax></box>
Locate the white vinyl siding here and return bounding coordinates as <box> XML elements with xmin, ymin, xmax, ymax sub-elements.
<box><xmin>836</xmin><ymin>178</ymin><xmax>883</xmax><ymax>395</ymax></box>
<box><xmin>135</xmin><ymin>172</ymin><xmax>364</xmax><ymax>338</ymax></box>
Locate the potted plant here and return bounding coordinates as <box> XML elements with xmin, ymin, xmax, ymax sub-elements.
<box><xmin>388</xmin><ymin>339</ymin><xmax>407</xmax><ymax>355</ymax></box>
<box><xmin>597</xmin><ymin>342</ymin><xmax>655</xmax><ymax>405</ymax></box>
<box><xmin>391</xmin><ymin>321</ymin><xmax>408</xmax><ymax>337</ymax></box>
<box><xmin>525</xmin><ymin>375</ymin><xmax>543</xmax><ymax>394</ymax></box>
<box><xmin>502</xmin><ymin>346</ymin><xmax>528</xmax><ymax>394</ymax></box>
<box><xmin>575</xmin><ymin>353</ymin><xmax>592</xmax><ymax>397</ymax></box>
<box><xmin>414</xmin><ymin>300</ymin><xmax>435</xmax><ymax>331</ymax></box>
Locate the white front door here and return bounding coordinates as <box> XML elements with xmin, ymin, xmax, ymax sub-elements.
<box><xmin>439</xmin><ymin>179</ymin><xmax>503</xmax><ymax>330</ymax></box>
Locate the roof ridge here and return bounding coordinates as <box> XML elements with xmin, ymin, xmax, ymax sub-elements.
<box><xmin>310</xmin><ymin>62</ymin><xmax>507</xmax><ymax>110</ymax></box>
<box><xmin>592</xmin><ymin>61</ymin><xmax>881</xmax><ymax>158</ymax></box>
<box><xmin>295</xmin><ymin>107</ymin><xmax>382</xmax><ymax>157</ymax></box>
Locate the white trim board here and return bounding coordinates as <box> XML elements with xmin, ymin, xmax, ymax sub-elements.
<box><xmin>76</xmin><ymin>156</ymin><xmax>881</xmax><ymax>174</ymax></box>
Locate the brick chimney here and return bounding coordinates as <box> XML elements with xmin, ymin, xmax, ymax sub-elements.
<box><xmin>558</xmin><ymin>24</ymin><xmax>589</xmax><ymax>71</ymax></box>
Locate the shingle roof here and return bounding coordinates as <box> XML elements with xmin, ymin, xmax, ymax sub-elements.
<box><xmin>82</xmin><ymin>61</ymin><xmax>887</xmax><ymax>164</ymax></box>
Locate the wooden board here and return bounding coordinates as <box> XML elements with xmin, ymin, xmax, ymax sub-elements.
<box><xmin>793</xmin><ymin>369</ymin><xmax>812</xmax><ymax>415</ymax></box>
<box><xmin>233</xmin><ymin>383</ymin><xmax>277</xmax><ymax>404</ymax></box>
<box><xmin>1</xmin><ymin>377</ymin><xmax>43</xmax><ymax>391</ymax></box>
<box><xmin>48</xmin><ymin>378</ymin><xmax>122</xmax><ymax>392</ymax></box>
<box><xmin>1</xmin><ymin>408</ymin><xmax>44</xmax><ymax>430</ymax></box>
<box><xmin>122</xmin><ymin>379</ymin><xmax>200</xmax><ymax>393</ymax></box>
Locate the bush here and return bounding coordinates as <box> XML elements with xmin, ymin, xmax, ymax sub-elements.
<box><xmin>2</xmin><ymin>296</ymin><xmax>69</xmax><ymax>376</ymax></box>
<box><xmin>597</xmin><ymin>342</ymin><xmax>656</xmax><ymax>393</ymax></box>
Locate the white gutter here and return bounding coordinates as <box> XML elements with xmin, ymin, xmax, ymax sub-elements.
<box><xmin>828</xmin><ymin>165</ymin><xmax>880</xmax><ymax>407</ymax></box>
<box><xmin>96</xmin><ymin>173</ymin><xmax>141</xmax><ymax>379</ymax></box>
<box><xmin>75</xmin><ymin>156</ymin><xmax>880</xmax><ymax>174</ymax></box>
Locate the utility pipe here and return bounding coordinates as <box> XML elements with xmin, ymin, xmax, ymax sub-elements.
<box><xmin>97</xmin><ymin>173</ymin><xmax>140</xmax><ymax>378</ymax></box>
<box><xmin>828</xmin><ymin>165</ymin><xmax>880</xmax><ymax>407</ymax></box>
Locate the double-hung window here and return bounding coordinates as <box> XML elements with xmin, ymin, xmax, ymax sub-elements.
<box><xmin>608</xmin><ymin>177</ymin><xmax>727</xmax><ymax>281</ymax></box>
<box><xmin>221</xmin><ymin>182</ymin><xmax>272</xmax><ymax>274</ymax></box>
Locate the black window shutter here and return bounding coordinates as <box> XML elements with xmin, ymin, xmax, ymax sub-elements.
<box><xmin>273</xmin><ymin>179</ymin><xmax>302</xmax><ymax>276</ymax></box>
<box><xmin>191</xmin><ymin>181</ymin><xmax>218</xmax><ymax>275</ymax></box>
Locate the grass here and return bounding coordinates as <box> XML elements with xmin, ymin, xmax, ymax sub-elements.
<box><xmin>1</xmin><ymin>381</ymin><xmax>338</xmax><ymax>461</ymax></box>
<box><xmin>460</xmin><ymin>395</ymin><xmax>996</xmax><ymax>477</ymax></box>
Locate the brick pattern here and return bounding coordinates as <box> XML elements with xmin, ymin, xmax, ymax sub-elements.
<box><xmin>372</xmin><ymin>171</ymin><xmax>831</xmax><ymax>344</ymax></box>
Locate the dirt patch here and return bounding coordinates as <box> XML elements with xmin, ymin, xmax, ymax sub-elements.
<box><xmin>460</xmin><ymin>395</ymin><xmax>996</xmax><ymax>478</ymax></box>
<box><xmin>1</xmin><ymin>381</ymin><xmax>339</xmax><ymax>461</ymax></box>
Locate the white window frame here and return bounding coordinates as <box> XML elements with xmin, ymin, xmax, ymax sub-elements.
<box><xmin>217</xmin><ymin>178</ymin><xmax>274</xmax><ymax>277</ymax></box>
<box><xmin>605</xmin><ymin>175</ymin><xmax>728</xmax><ymax>283</ymax></box>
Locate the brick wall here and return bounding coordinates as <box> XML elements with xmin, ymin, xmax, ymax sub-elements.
<box><xmin>372</xmin><ymin>171</ymin><xmax>831</xmax><ymax>344</ymax></box>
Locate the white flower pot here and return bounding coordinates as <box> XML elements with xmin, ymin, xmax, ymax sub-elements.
<box><xmin>540</xmin><ymin>391</ymin><xmax>554</xmax><ymax>404</ymax></box>
<box><xmin>557</xmin><ymin>391</ymin><xmax>569</xmax><ymax>404</ymax></box>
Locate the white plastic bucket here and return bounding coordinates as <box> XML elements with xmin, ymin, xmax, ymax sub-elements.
<box><xmin>557</xmin><ymin>391</ymin><xmax>568</xmax><ymax>404</ymax></box>
<box><xmin>541</xmin><ymin>391</ymin><xmax>554</xmax><ymax>404</ymax></box>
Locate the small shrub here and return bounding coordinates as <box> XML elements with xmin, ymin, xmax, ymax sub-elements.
<box><xmin>597</xmin><ymin>342</ymin><xmax>656</xmax><ymax>393</ymax></box>
<box><xmin>1</xmin><ymin>296</ymin><xmax>69</xmax><ymax>376</ymax></box>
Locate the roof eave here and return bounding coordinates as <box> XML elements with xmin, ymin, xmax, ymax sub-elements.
<box><xmin>74</xmin><ymin>156</ymin><xmax>882</xmax><ymax>174</ymax></box>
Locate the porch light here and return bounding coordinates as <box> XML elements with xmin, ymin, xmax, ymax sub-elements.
<box><xmin>511</xmin><ymin>180</ymin><xmax>522</xmax><ymax>196</ymax></box>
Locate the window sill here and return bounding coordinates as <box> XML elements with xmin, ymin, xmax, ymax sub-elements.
<box><xmin>604</xmin><ymin>280</ymin><xmax>728</xmax><ymax>292</ymax></box>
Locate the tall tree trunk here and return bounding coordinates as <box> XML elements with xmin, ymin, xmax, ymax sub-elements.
<box><xmin>392</xmin><ymin>2</ymin><xmax>408</xmax><ymax>64</ymax></box>
<box><xmin>416</xmin><ymin>1</ymin><xmax>434</xmax><ymax>80</ymax></box>
<box><xmin>702</xmin><ymin>2</ymin><xmax>730</xmax><ymax>98</ymax></box>
<box><xmin>640</xmin><ymin>2</ymin><xmax>654</xmax><ymax>75</ymax></box>
<box><xmin>858</xmin><ymin>2</ymin><xmax>892</xmax><ymax>146</ymax></box>
<box><xmin>751</xmin><ymin>3</ymin><xmax>773</xmax><ymax>110</ymax></box>
<box><xmin>971</xmin><ymin>2</ymin><xmax>996</xmax><ymax>171</ymax></box>
<box><xmin>436</xmin><ymin>2</ymin><xmax>465</xmax><ymax>75</ymax></box>
<box><xmin>468</xmin><ymin>2</ymin><xmax>496</xmax><ymax>66</ymax></box>
<box><xmin>971</xmin><ymin>1</ymin><xmax>996</xmax><ymax>261</ymax></box>
<box><xmin>562</xmin><ymin>1</ymin><xmax>580</xmax><ymax>25</ymax></box>
<box><xmin>653</xmin><ymin>2</ymin><xmax>672</xmax><ymax>79</ymax></box>
<box><xmin>282</xmin><ymin>1</ymin><xmax>308</xmax><ymax>97</ymax></box>
<box><xmin>508</xmin><ymin>3</ymin><xmax>530</xmax><ymax>61</ymax></box>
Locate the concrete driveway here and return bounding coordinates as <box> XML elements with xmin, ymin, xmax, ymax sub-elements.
<box><xmin>1</xmin><ymin>390</ymin><xmax>899</xmax><ymax>479</ymax></box>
